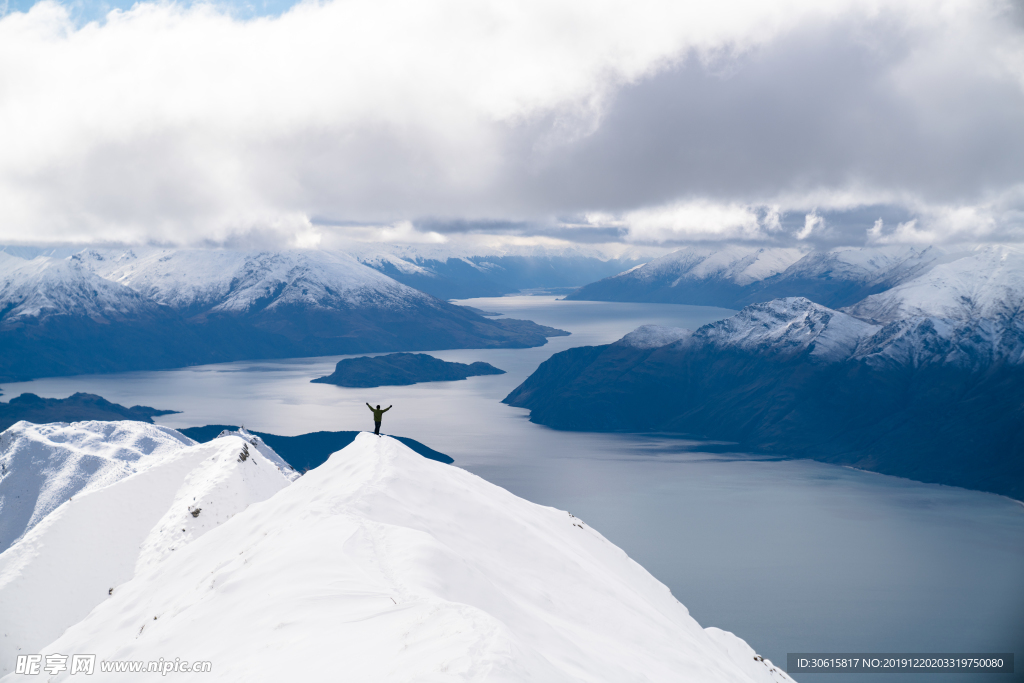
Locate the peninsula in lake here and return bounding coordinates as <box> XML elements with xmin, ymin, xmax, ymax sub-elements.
<box><xmin>312</xmin><ymin>352</ymin><xmax>506</xmax><ymax>388</ymax></box>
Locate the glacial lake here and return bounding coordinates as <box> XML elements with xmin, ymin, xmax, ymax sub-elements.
<box><xmin>4</xmin><ymin>296</ymin><xmax>1023</xmax><ymax>683</ymax></box>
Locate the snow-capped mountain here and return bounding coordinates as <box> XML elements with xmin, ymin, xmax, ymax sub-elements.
<box><xmin>567</xmin><ymin>244</ymin><xmax>945</xmax><ymax>309</ymax></box>
<box><xmin>0</xmin><ymin>249</ymin><xmax>567</xmax><ymax>381</ymax></box>
<box><xmin>0</xmin><ymin>421</ymin><xmax>195</xmax><ymax>553</ymax></box>
<box><xmin>617</xmin><ymin>324</ymin><xmax>693</xmax><ymax>349</ymax></box>
<box><xmin>0</xmin><ymin>422</ymin><xmax>297</xmax><ymax>555</ymax></box>
<box><xmin>687</xmin><ymin>298</ymin><xmax>879</xmax><ymax>363</ymax></box>
<box><xmin>566</xmin><ymin>245</ymin><xmax>806</xmax><ymax>306</ymax></box>
<box><xmin>0</xmin><ymin>255</ymin><xmax>162</xmax><ymax>327</ymax></box>
<box><xmin>845</xmin><ymin>245</ymin><xmax>1024</xmax><ymax>322</ymax></box>
<box><xmin>2</xmin><ymin>432</ymin><xmax>790</xmax><ymax>682</ymax></box>
<box><xmin>0</xmin><ymin>427</ymin><xmax>294</xmax><ymax>676</ymax></box>
<box><xmin>83</xmin><ymin>249</ymin><xmax>432</xmax><ymax>316</ymax></box>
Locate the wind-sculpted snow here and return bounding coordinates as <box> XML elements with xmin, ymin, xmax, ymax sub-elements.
<box><xmin>13</xmin><ymin>434</ymin><xmax>790</xmax><ymax>683</ymax></box>
<box><xmin>0</xmin><ymin>432</ymin><xmax>292</xmax><ymax>676</ymax></box>
<box><xmin>0</xmin><ymin>421</ymin><xmax>195</xmax><ymax>553</ymax></box>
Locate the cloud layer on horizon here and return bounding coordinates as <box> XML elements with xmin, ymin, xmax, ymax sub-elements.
<box><xmin>1</xmin><ymin>0</ymin><xmax>1022</xmax><ymax>249</ymax></box>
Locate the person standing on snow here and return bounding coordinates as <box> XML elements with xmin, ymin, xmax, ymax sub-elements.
<box><xmin>366</xmin><ymin>403</ymin><xmax>391</xmax><ymax>436</ymax></box>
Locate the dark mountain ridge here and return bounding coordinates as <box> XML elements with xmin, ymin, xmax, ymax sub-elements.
<box><xmin>505</xmin><ymin>297</ymin><xmax>1024</xmax><ymax>499</ymax></box>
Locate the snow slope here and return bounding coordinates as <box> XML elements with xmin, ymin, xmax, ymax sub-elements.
<box><xmin>611</xmin><ymin>245</ymin><xmax>806</xmax><ymax>287</ymax></box>
<box><xmin>609</xmin><ymin>294</ymin><xmax>1024</xmax><ymax>369</ymax></box>
<box><xmin>12</xmin><ymin>434</ymin><xmax>790</xmax><ymax>682</ymax></box>
<box><xmin>0</xmin><ymin>433</ymin><xmax>292</xmax><ymax>676</ymax></box>
<box><xmin>845</xmin><ymin>245</ymin><xmax>1024</xmax><ymax>322</ymax></box>
<box><xmin>617</xmin><ymin>324</ymin><xmax>693</xmax><ymax>349</ymax></box>
<box><xmin>690</xmin><ymin>298</ymin><xmax>879</xmax><ymax>363</ymax></box>
<box><xmin>567</xmin><ymin>244</ymin><xmax>946</xmax><ymax>308</ymax></box>
<box><xmin>770</xmin><ymin>245</ymin><xmax>942</xmax><ymax>293</ymax></box>
<box><xmin>84</xmin><ymin>248</ymin><xmax>434</xmax><ymax>315</ymax></box>
<box><xmin>0</xmin><ymin>255</ymin><xmax>160</xmax><ymax>327</ymax></box>
<box><xmin>0</xmin><ymin>421</ymin><xmax>195</xmax><ymax>553</ymax></box>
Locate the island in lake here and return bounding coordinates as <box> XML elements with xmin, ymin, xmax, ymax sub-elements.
<box><xmin>311</xmin><ymin>352</ymin><xmax>505</xmax><ymax>388</ymax></box>
<box><xmin>0</xmin><ymin>392</ymin><xmax>178</xmax><ymax>432</ymax></box>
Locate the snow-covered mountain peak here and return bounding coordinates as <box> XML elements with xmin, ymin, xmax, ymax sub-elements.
<box><xmin>0</xmin><ymin>420</ymin><xmax>195</xmax><ymax>553</ymax></box>
<box><xmin>28</xmin><ymin>433</ymin><xmax>787</xmax><ymax>682</ymax></box>
<box><xmin>695</xmin><ymin>297</ymin><xmax>879</xmax><ymax>362</ymax></box>
<box><xmin>845</xmin><ymin>245</ymin><xmax>1024</xmax><ymax>323</ymax></box>
<box><xmin>617</xmin><ymin>324</ymin><xmax>693</xmax><ymax>349</ymax></box>
<box><xmin>622</xmin><ymin>245</ymin><xmax>807</xmax><ymax>287</ymax></box>
<box><xmin>0</xmin><ymin>431</ymin><xmax>293</xmax><ymax>677</ymax></box>
<box><xmin>0</xmin><ymin>256</ymin><xmax>159</xmax><ymax>326</ymax></box>
<box><xmin>134</xmin><ymin>435</ymin><xmax>292</xmax><ymax>574</ymax></box>
<box><xmin>786</xmin><ymin>245</ymin><xmax>941</xmax><ymax>283</ymax></box>
<box><xmin>89</xmin><ymin>248</ymin><xmax>433</xmax><ymax>316</ymax></box>
<box><xmin>211</xmin><ymin>426</ymin><xmax>298</xmax><ymax>481</ymax></box>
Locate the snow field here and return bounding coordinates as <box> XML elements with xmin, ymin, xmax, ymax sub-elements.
<box><xmin>7</xmin><ymin>433</ymin><xmax>789</xmax><ymax>682</ymax></box>
<box><xmin>0</xmin><ymin>434</ymin><xmax>292</xmax><ymax>677</ymax></box>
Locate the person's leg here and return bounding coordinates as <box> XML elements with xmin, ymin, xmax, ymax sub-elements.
<box><xmin>374</xmin><ymin>421</ymin><xmax>381</xmax><ymax>435</ymax></box>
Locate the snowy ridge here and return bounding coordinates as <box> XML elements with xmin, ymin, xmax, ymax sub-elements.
<box><xmin>211</xmin><ymin>427</ymin><xmax>299</xmax><ymax>482</ymax></box>
<box><xmin>705</xmin><ymin>628</ymin><xmax>793</xmax><ymax>683</ymax></box>
<box><xmin>0</xmin><ymin>421</ymin><xmax>195</xmax><ymax>553</ymax></box>
<box><xmin>852</xmin><ymin>316</ymin><xmax>1024</xmax><ymax>368</ymax></box>
<box><xmin>356</xmin><ymin>251</ymin><xmax>439</xmax><ymax>277</ymax></box>
<box><xmin>84</xmin><ymin>248</ymin><xmax>434</xmax><ymax>315</ymax></box>
<box><xmin>617</xmin><ymin>245</ymin><xmax>806</xmax><ymax>287</ymax></box>
<box><xmin>134</xmin><ymin>435</ymin><xmax>292</xmax><ymax>575</ymax></box>
<box><xmin>615</xmin><ymin>294</ymin><xmax>1024</xmax><ymax>368</ymax></box>
<box><xmin>689</xmin><ymin>298</ymin><xmax>879</xmax><ymax>362</ymax></box>
<box><xmin>0</xmin><ymin>256</ymin><xmax>160</xmax><ymax>326</ymax></box>
<box><xmin>776</xmin><ymin>245</ymin><xmax>942</xmax><ymax>290</ymax></box>
<box><xmin>617</xmin><ymin>324</ymin><xmax>692</xmax><ymax>349</ymax></box>
<box><xmin>12</xmin><ymin>434</ymin><xmax>789</xmax><ymax>683</ymax></box>
<box><xmin>0</xmin><ymin>434</ymin><xmax>292</xmax><ymax>676</ymax></box>
<box><xmin>845</xmin><ymin>245</ymin><xmax>1024</xmax><ymax>322</ymax></box>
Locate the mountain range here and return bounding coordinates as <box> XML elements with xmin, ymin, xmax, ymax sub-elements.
<box><xmin>507</xmin><ymin>246</ymin><xmax>1024</xmax><ymax>499</ymax></box>
<box><xmin>566</xmin><ymin>244</ymin><xmax>947</xmax><ymax>309</ymax></box>
<box><xmin>0</xmin><ymin>248</ymin><xmax>567</xmax><ymax>381</ymax></box>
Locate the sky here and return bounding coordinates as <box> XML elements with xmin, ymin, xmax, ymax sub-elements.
<box><xmin>0</xmin><ymin>0</ymin><xmax>1022</xmax><ymax>253</ymax></box>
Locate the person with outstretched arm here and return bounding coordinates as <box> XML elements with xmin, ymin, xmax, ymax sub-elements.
<box><xmin>367</xmin><ymin>403</ymin><xmax>391</xmax><ymax>436</ymax></box>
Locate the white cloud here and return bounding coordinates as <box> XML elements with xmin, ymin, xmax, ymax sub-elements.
<box><xmin>0</xmin><ymin>0</ymin><xmax>1021</xmax><ymax>247</ymax></box>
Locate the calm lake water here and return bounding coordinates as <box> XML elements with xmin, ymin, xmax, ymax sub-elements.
<box><xmin>4</xmin><ymin>296</ymin><xmax>1023</xmax><ymax>682</ymax></box>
